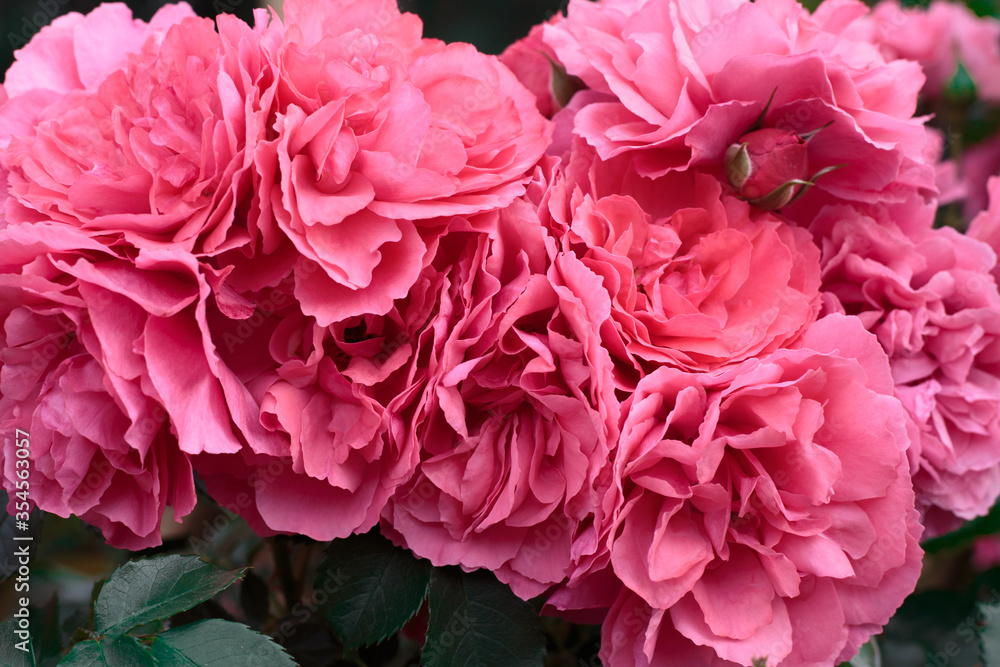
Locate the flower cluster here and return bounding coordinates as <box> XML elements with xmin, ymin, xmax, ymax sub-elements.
<box><xmin>0</xmin><ymin>0</ymin><xmax>552</xmax><ymax>546</ymax></box>
<box><xmin>3</xmin><ymin>0</ymin><xmax>1000</xmax><ymax>666</ymax></box>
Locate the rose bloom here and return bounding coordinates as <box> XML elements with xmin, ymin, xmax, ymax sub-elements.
<box><xmin>969</xmin><ymin>176</ymin><xmax>1000</xmax><ymax>285</ymax></box>
<box><xmin>0</xmin><ymin>2</ymin><xmax>297</xmax><ymax>542</ymax></box>
<box><xmin>818</xmin><ymin>210</ymin><xmax>1000</xmax><ymax>535</ymax></box>
<box><xmin>2</xmin><ymin>3</ymin><xmax>280</xmax><ymax>270</ymax></box>
<box><xmin>972</xmin><ymin>535</ymin><xmax>1000</xmax><ymax>571</ymax></box>
<box><xmin>547</xmin><ymin>315</ymin><xmax>922</xmax><ymax>667</ymax></box>
<box><xmin>541</xmin><ymin>143</ymin><xmax>821</xmax><ymax>377</ymax></box>
<box><xmin>256</xmin><ymin>0</ymin><xmax>552</xmax><ymax>326</ymax></box>
<box><xmin>958</xmin><ymin>138</ymin><xmax>1000</xmax><ymax>222</ymax></box>
<box><xmin>868</xmin><ymin>0</ymin><xmax>1000</xmax><ymax>102</ymax></box>
<box><xmin>191</xmin><ymin>251</ymin><xmax>442</xmax><ymax>540</ymax></box>
<box><xmin>380</xmin><ymin>198</ymin><xmax>620</xmax><ymax>599</ymax></box>
<box><xmin>0</xmin><ymin>242</ymin><xmax>265</xmax><ymax>549</ymax></box>
<box><xmin>499</xmin><ymin>21</ymin><xmax>582</xmax><ymax>119</ymax></box>
<box><xmin>0</xmin><ymin>2</ymin><xmax>194</xmax><ymax>143</ymax></box>
<box><xmin>539</xmin><ymin>0</ymin><xmax>936</xmax><ymax>227</ymax></box>
<box><xmin>193</xmin><ymin>176</ymin><xmax>554</xmax><ymax>543</ymax></box>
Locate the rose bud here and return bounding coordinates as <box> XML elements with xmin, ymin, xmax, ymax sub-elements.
<box><xmin>725</xmin><ymin>127</ymin><xmax>811</xmax><ymax>210</ymax></box>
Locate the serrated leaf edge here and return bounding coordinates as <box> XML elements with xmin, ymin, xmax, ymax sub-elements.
<box><xmin>94</xmin><ymin>554</ymin><xmax>247</xmax><ymax>637</ymax></box>
<box><xmin>151</xmin><ymin>619</ymin><xmax>295</xmax><ymax>666</ymax></box>
<box><xmin>59</xmin><ymin>635</ymin><xmax>154</xmax><ymax>667</ymax></box>
<box><xmin>317</xmin><ymin>550</ymin><xmax>430</xmax><ymax>650</ymax></box>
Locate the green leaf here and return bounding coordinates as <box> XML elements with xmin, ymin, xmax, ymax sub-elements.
<box><xmin>967</xmin><ymin>0</ymin><xmax>1000</xmax><ymax>18</ymax></box>
<box><xmin>0</xmin><ymin>617</ymin><xmax>33</xmax><ymax>667</ymax></box>
<box><xmin>316</xmin><ymin>531</ymin><xmax>431</xmax><ymax>649</ymax></box>
<box><xmin>57</xmin><ymin>637</ymin><xmax>154</xmax><ymax>667</ymax></box>
<box><xmin>981</xmin><ymin>602</ymin><xmax>1000</xmax><ymax>665</ymax></box>
<box><xmin>837</xmin><ymin>637</ymin><xmax>881</xmax><ymax>667</ymax></box>
<box><xmin>93</xmin><ymin>555</ymin><xmax>244</xmax><ymax>637</ymax></box>
<box><xmin>149</xmin><ymin>619</ymin><xmax>295</xmax><ymax>666</ymax></box>
<box><xmin>422</xmin><ymin>567</ymin><xmax>545</xmax><ymax>667</ymax></box>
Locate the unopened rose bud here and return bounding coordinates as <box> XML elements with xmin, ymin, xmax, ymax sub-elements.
<box><xmin>547</xmin><ymin>56</ymin><xmax>586</xmax><ymax>110</ymax></box>
<box><xmin>725</xmin><ymin>128</ymin><xmax>810</xmax><ymax>210</ymax></box>
<box><xmin>944</xmin><ymin>61</ymin><xmax>976</xmax><ymax>104</ymax></box>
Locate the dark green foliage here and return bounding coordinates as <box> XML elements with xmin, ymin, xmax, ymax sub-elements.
<box><xmin>315</xmin><ymin>531</ymin><xmax>431</xmax><ymax>649</ymax></box>
<box><xmin>423</xmin><ymin>566</ymin><xmax>546</xmax><ymax>667</ymax></box>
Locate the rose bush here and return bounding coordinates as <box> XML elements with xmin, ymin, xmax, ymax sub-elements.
<box><xmin>4</xmin><ymin>0</ymin><xmax>1000</xmax><ymax>665</ymax></box>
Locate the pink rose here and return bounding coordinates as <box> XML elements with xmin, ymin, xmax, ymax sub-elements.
<box><xmin>381</xmin><ymin>199</ymin><xmax>619</xmax><ymax>599</ymax></box>
<box><xmin>0</xmin><ymin>3</ymin><xmax>194</xmax><ymax>148</ymax></box>
<box><xmin>543</xmin><ymin>146</ymin><xmax>821</xmax><ymax>375</ymax></box>
<box><xmin>870</xmin><ymin>1</ymin><xmax>1000</xmax><ymax>102</ymax></box>
<box><xmin>192</xmin><ymin>259</ymin><xmax>435</xmax><ymax>540</ymax></box>
<box><xmin>500</xmin><ymin>22</ymin><xmax>583</xmax><ymax>119</ymax></box>
<box><xmin>257</xmin><ymin>0</ymin><xmax>552</xmax><ymax>325</ymax></box>
<box><xmin>0</xmin><ymin>246</ymin><xmax>255</xmax><ymax>549</ymax></box>
<box><xmin>2</xmin><ymin>6</ymin><xmax>279</xmax><ymax>266</ymax></box>
<box><xmin>818</xmin><ymin>211</ymin><xmax>1000</xmax><ymax>535</ymax></box>
<box><xmin>0</xmin><ymin>3</ymin><xmax>294</xmax><ymax>546</ymax></box>
<box><xmin>548</xmin><ymin>315</ymin><xmax>922</xmax><ymax>666</ymax></box>
<box><xmin>542</xmin><ymin>0</ymin><xmax>936</xmax><ymax>226</ymax></box>
<box><xmin>969</xmin><ymin>176</ymin><xmax>1000</xmax><ymax>285</ymax></box>
<box><xmin>960</xmin><ymin>138</ymin><xmax>1000</xmax><ymax>221</ymax></box>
